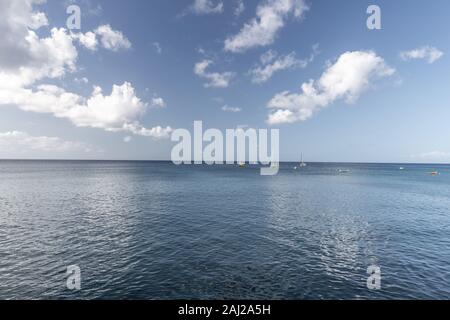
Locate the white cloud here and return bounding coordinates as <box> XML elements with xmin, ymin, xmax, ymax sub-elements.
<box><xmin>74</xmin><ymin>77</ymin><xmax>89</xmax><ymax>84</ymax></box>
<box><xmin>0</xmin><ymin>0</ymin><xmax>170</xmax><ymax>139</ymax></box>
<box><xmin>235</xmin><ymin>0</ymin><xmax>245</xmax><ymax>16</ymax></box>
<box><xmin>150</xmin><ymin>95</ymin><xmax>166</xmax><ymax>108</ymax></box>
<box><xmin>251</xmin><ymin>53</ymin><xmax>300</xmax><ymax>83</ymax></box>
<box><xmin>222</xmin><ymin>105</ymin><xmax>242</xmax><ymax>112</ymax></box>
<box><xmin>94</xmin><ymin>25</ymin><xmax>131</xmax><ymax>51</ymax></box>
<box><xmin>73</xmin><ymin>31</ymin><xmax>98</xmax><ymax>51</ymax></box>
<box><xmin>0</xmin><ymin>0</ymin><xmax>49</xmax><ymax>70</ymax></box>
<box><xmin>267</xmin><ymin>51</ymin><xmax>395</xmax><ymax>124</ymax></box>
<box><xmin>72</xmin><ymin>25</ymin><xmax>132</xmax><ymax>52</ymax></box>
<box><xmin>0</xmin><ymin>1</ymin><xmax>80</xmax><ymax>87</ymax></box>
<box><xmin>0</xmin><ymin>82</ymin><xmax>172</xmax><ymax>138</ymax></box>
<box><xmin>256</xmin><ymin>52</ymin><xmax>303</xmax><ymax>83</ymax></box>
<box><xmin>250</xmin><ymin>46</ymin><xmax>319</xmax><ymax>84</ymax></box>
<box><xmin>194</xmin><ymin>60</ymin><xmax>235</xmax><ymax>88</ymax></box>
<box><xmin>400</xmin><ymin>46</ymin><xmax>443</xmax><ymax>64</ymax></box>
<box><xmin>0</xmin><ymin>131</ymin><xmax>92</xmax><ymax>153</ymax></box>
<box><xmin>29</xmin><ymin>11</ymin><xmax>48</xmax><ymax>29</ymax></box>
<box><xmin>66</xmin><ymin>83</ymin><xmax>148</xmax><ymax>129</ymax></box>
<box><xmin>260</xmin><ymin>50</ymin><xmax>277</xmax><ymax>64</ymax></box>
<box><xmin>0</xmin><ymin>27</ymin><xmax>78</xmax><ymax>88</ymax></box>
<box><xmin>121</xmin><ymin>123</ymin><xmax>172</xmax><ymax>139</ymax></box>
<box><xmin>224</xmin><ymin>0</ymin><xmax>309</xmax><ymax>53</ymax></box>
<box><xmin>153</xmin><ymin>42</ymin><xmax>162</xmax><ymax>54</ymax></box>
<box><xmin>190</xmin><ymin>0</ymin><xmax>224</xmax><ymax>15</ymax></box>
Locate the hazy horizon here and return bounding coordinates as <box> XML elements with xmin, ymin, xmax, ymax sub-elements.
<box><xmin>0</xmin><ymin>158</ymin><xmax>449</xmax><ymax>165</ymax></box>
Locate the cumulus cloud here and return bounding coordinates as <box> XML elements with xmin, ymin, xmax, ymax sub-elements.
<box><xmin>65</xmin><ymin>83</ymin><xmax>149</xmax><ymax>130</ymax></box>
<box><xmin>250</xmin><ymin>45</ymin><xmax>319</xmax><ymax>84</ymax></box>
<box><xmin>95</xmin><ymin>25</ymin><xmax>131</xmax><ymax>51</ymax></box>
<box><xmin>71</xmin><ymin>24</ymin><xmax>131</xmax><ymax>52</ymax></box>
<box><xmin>222</xmin><ymin>105</ymin><xmax>242</xmax><ymax>112</ymax></box>
<box><xmin>0</xmin><ymin>0</ymin><xmax>49</xmax><ymax>70</ymax></box>
<box><xmin>0</xmin><ymin>131</ymin><xmax>92</xmax><ymax>153</ymax></box>
<box><xmin>224</xmin><ymin>0</ymin><xmax>309</xmax><ymax>53</ymax></box>
<box><xmin>0</xmin><ymin>0</ymin><xmax>170</xmax><ymax>139</ymax></box>
<box><xmin>267</xmin><ymin>51</ymin><xmax>395</xmax><ymax>124</ymax></box>
<box><xmin>400</xmin><ymin>46</ymin><xmax>444</xmax><ymax>64</ymax></box>
<box><xmin>0</xmin><ymin>82</ymin><xmax>172</xmax><ymax>138</ymax></box>
<box><xmin>190</xmin><ymin>0</ymin><xmax>224</xmax><ymax>15</ymax></box>
<box><xmin>194</xmin><ymin>60</ymin><xmax>235</xmax><ymax>88</ymax></box>
<box><xmin>0</xmin><ymin>27</ymin><xmax>78</xmax><ymax>88</ymax></box>
<box><xmin>72</xmin><ymin>31</ymin><xmax>98</xmax><ymax>51</ymax></box>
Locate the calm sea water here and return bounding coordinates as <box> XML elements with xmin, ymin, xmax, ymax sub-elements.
<box><xmin>0</xmin><ymin>160</ymin><xmax>449</xmax><ymax>300</ymax></box>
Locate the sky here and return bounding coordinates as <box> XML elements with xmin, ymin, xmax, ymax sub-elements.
<box><xmin>0</xmin><ymin>0</ymin><xmax>449</xmax><ymax>163</ymax></box>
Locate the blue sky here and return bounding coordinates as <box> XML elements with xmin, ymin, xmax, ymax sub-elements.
<box><xmin>0</xmin><ymin>0</ymin><xmax>449</xmax><ymax>162</ymax></box>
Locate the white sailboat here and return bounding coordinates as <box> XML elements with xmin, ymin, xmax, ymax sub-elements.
<box><xmin>299</xmin><ymin>153</ymin><xmax>307</xmax><ymax>167</ymax></box>
<box><xmin>294</xmin><ymin>153</ymin><xmax>307</xmax><ymax>169</ymax></box>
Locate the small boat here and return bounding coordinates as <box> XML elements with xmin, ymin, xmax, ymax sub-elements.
<box><xmin>295</xmin><ymin>153</ymin><xmax>307</xmax><ymax>169</ymax></box>
<box><xmin>429</xmin><ymin>171</ymin><xmax>439</xmax><ymax>176</ymax></box>
<box><xmin>399</xmin><ymin>167</ymin><xmax>405</xmax><ymax>170</ymax></box>
<box><xmin>299</xmin><ymin>153</ymin><xmax>307</xmax><ymax>167</ymax></box>
<box><xmin>238</xmin><ymin>162</ymin><xmax>246</xmax><ymax>168</ymax></box>
<box><xmin>338</xmin><ymin>169</ymin><xmax>350</xmax><ymax>174</ymax></box>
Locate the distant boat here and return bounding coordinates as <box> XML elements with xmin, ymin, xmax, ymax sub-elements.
<box><xmin>399</xmin><ymin>167</ymin><xmax>405</xmax><ymax>170</ymax></box>
<box><xmin>238</xmin><ymin>162</ymin><xmax>246</xmax><ymax>168</ymax></box>
<box><xmin>338</xmin><ymin>169</ymin><xmax>350</xmax><ymax>174</ymax></box>
<box><xmin>296</xmin><ymin>153</ymin><xmax>307</xmax><ymax>169</ymax></box>
<box><xmin>430</xmin><ymin>171</ymin><xmax>439</xmax><ymax>176</ymax></box>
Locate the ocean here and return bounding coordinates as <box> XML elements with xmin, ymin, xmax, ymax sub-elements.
<box><xmin>0</xmin><ymin>160</ymin><xmax>449</xmax><ymax>299</ymax></box>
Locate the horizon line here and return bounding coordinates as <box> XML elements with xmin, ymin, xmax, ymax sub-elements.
<box><xmin>0</xmin><ymin>159</ymin><xmax>449</xmax><ymax>165</ymax></box>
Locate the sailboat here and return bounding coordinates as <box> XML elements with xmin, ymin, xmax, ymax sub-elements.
<box><xmin>294</xmin><ymin>153</ymin><xmax>307</xmax><ymax>169</ymax></box>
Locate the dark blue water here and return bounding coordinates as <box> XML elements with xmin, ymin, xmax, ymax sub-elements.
<box><xmin>0</xmin><ymin>161</ymin><xmax>449</xmax><ymax>299</ymax></box>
